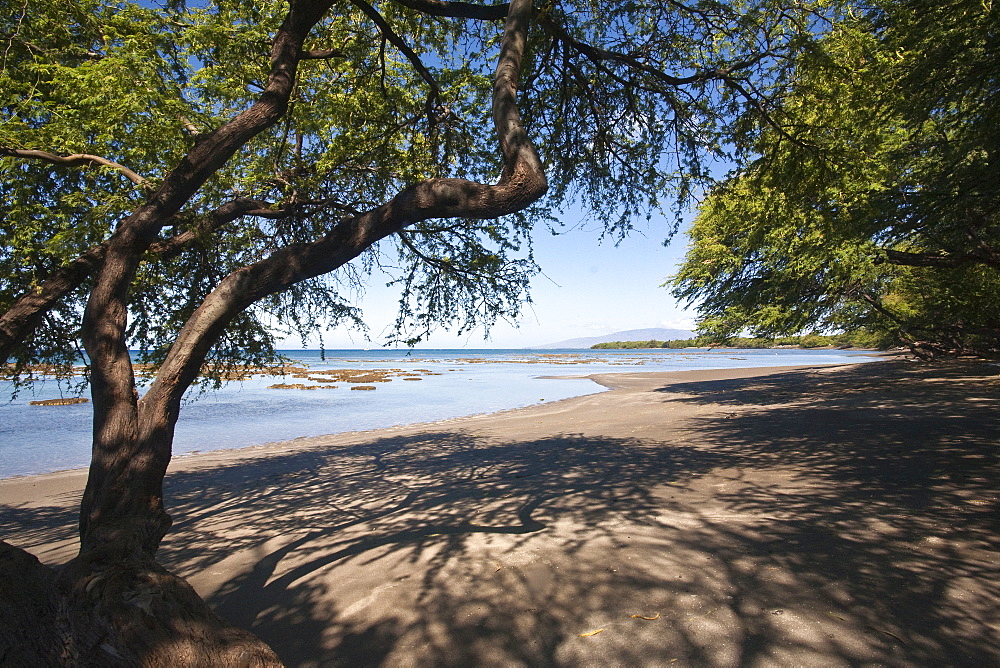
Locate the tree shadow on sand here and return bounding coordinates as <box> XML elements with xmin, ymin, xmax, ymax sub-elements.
<box><xmin>153</xmin><ymin>361</ymin><xmax>999</xmax><ymax>666</ymax></box>
<box><xmin>3</xmin><ymin>360</ymin><xmax>997</xmax><ymax>666</ymax></box>
<box><xmin>157</xmin><ymin>430</ymin><xmax>730</xmax><ymax>665</ymax></box>
<box><xmin>641</xmin><ymin>360</ymin><xmax>1000</xmax><ymax>666</ymax></box>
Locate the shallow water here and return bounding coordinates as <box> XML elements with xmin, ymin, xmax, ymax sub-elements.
<box><xmin>0</xmin><ymin>347</ymin><xmax>876</xmax><ymax>478</ymax></box>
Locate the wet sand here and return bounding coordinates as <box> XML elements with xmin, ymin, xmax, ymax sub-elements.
<box><xmin>1</xmin><ymin>360</ymin><xmax>998</xmax><ymax>666</ymax></box>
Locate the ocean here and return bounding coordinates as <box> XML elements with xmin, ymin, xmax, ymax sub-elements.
<box><xmin>0</xmin><ymin>347</ymin><xmax>877</xmax><ymax>479</ymax></box>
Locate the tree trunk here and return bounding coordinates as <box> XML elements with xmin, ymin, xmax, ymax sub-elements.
<box><xmin>2</xmin><ymin>0</ymin><xmax>543</xmax><ymax>663</ymax></box>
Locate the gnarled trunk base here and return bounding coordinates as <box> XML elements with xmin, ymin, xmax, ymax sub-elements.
<box><xmin>0</xmin><ymin>541</ymin><xmax>64</xmax><ymax>664</ymax></box>
<box><xmin>0</xmin><ymin>541</ymin><xmax>282</xmax><ymax>666</ymax></box>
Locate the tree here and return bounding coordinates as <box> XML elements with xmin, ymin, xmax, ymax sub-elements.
<box><xmin>2</xmin><ymin>0</ymin><xmax>826</xmax><ymax>661</ymax></box>
<box><xmin>671</xmin><ymin>0</ymin><xmax>1000</xmax><ymax>356</ymax></box>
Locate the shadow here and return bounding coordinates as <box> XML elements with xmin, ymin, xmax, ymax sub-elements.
<box><xmin>0</xmin><ymin>502</ymin><xmax>78</xmax><ymax>546</ymax></box>
<box><xmin>3</xmin><ymin>360</ymin><xmax>997</xmax><ymax>666</ymax></box>
<box><xmin>157</xmin><ymin>430</ymin><xmax>727</xmax><ymax>665</ymax></box>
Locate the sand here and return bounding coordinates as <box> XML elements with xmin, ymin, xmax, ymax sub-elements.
<box><xmin>1</xmin><ymin>360</ymin><xmax>998</xmax><ymax>666</ymax></box>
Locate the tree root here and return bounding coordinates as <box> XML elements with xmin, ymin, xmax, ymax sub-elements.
<box><xmin>1</xmin><ymin>541</ymin><xmax>283</xmax><ymax>667</ymax></box>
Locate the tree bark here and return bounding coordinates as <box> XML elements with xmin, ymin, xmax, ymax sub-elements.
<box><xmin>77</xmin><ymin>0</ymin><xmax>339</xmax><ymax>559</ymax></box>
<box><xmin>0</xmin><ymin>541</ymin><xmax>282</xmax><ymax>665</ymax></box>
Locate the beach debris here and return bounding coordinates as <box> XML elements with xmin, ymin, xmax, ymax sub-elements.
<box><xmin>867</xmin><ymin>625</ymin><xmax>906</xmax><ymax>643</ymax></box>
<box><xmin>687</xmin><ymin>608</ymin><xmax>719</xmax><ymax>621</ymax></box>
<box><xmin>828</xmin><ymin>611</ymin><xmax>905</xmax><ymax>643</ymax></box>
<box><xmin>29</xmin><ymin>397</ymin><xmax>89</xmax><ymax>406</ymax></box>
<box><xmin>630</xmin><ymin>613</ymin><xmax>660</xmax><ymax>620</ymax></box>
<box><xmin>579</xmin><ymin>628</ymin><xmax>604</xmax><ymax>637</ymax></box>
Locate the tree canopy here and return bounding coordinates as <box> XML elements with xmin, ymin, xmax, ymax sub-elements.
<box><xmin>1</xmin><ymin>0</ymin><xmax>825</xmax><ymax>378</ymax></box>
<box><xmin>671</xmin><ymin>0</ymin><xmax>1000</xmax><ymax>356</ymax></box>
<box><xmin>1</xmin><ymin>0</ymin><xmax>837</xmax><ymax>661</ymax></box>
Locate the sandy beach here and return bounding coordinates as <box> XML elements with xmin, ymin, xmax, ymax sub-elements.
<box><xmin>1</xmin><ymin>359</ymin><xmax>997</xmax><ymax>666</ymax></box>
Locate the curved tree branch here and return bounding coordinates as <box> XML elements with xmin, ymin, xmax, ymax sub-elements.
<box><xmin>541</xmin><ymin>17</ymin><xmax>721</xmax><ymax>88</ymax></box>
<box><xmin>0</xmin><ymin>148</ymin><xmax>151</xmax><ymax>188</ymax></box>
<box><xmin>77</xmin><ymin>0</ymin><xmax>341</xmax><ymax>556</ymax></box>
<box><xmin>137</xmin><ymin>0</ymin><xmax>546</xmax><ymax>464</ymax></box>
<box><xmin>0</xmin><ymin>198</ymin><xmax>286</xmax><ymax>365</ymax></box>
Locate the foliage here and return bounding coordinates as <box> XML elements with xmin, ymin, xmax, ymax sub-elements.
<box><xmin>1</xmin><ymin>0</ymin><xmax>834</xmax><ymax>381</ymax></box>
<box><xmin>671</xmin><ymin>0</ymin><xmax>1000</xmax><ymax>357</ymax></box>
<box><xmin>591</xmin><ymin>332</ymin><xmax>884</xmax><ymax>349</ymax></box>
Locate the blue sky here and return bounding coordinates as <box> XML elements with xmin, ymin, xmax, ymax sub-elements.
<box><xmin>297</xmin><ymin>211</ymin><xmax>697</xmax><ymax>349</ymax></box>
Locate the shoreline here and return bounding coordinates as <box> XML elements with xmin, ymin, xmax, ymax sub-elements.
<box><xmin>0</xmin><ymin>348</ymin><xmax>886</xmax><ymax>481</ymax></box>
<box><xmin>0</xmin><ymin>362</ymin><xmax>850</xmax><ymax>488</ymax></box>
<box><xmin>2</xmin><ymin>358</ymin><xmax>997</xmax><ymax>666</ymax></box>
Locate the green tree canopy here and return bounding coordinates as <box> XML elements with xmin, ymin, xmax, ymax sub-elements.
<box><xmin>671</xmin><ymin>0</ymin><xmax>1000</xmax><ymax>356</ymax></box>
<box><xmin>1</xmin><ymin>0</ymin><xmax>825</xmax><ymax>376</ymax></box>
<box><xmin>1</xmin><ymin>0</ymin><xmax>835</xmax><ymax>661</ymax></box>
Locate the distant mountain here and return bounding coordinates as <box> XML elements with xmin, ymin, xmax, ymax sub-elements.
<box><xmin>533</xmin><ymin>327</ymin><xmax>695</xmax><ymax>349</ymax></box>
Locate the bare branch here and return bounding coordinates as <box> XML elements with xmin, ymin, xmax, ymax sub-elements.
<box><xmin>351</xmin><ymin>0</ymin><xmax>442</xmax><ymax>116</ymax></box>
<box><xmin>147</xmin><ymin>199</ymin><xmax>285</xmax><ymax>258</ymax></box>
<box><xmin>0</xmin><ymin>148</ymin><xmax>152</xmax><ymax>189</ymax></box>
<box><xmin>391</xmin><ymin>0</ymin><xmax>508</xmax><ymax>20</ymax></box>
<box><xmin>538</xmin><ymin>15</ymin><xmax>807</xmax><ymax>149</ymax></box>
<box><xmin>1</xmin><ymin>0</ymin><xmax>29</xmax><ymax>69</ymax></box>
<box><xmin>398</xmin><ymin>231</ymin><xmax>485</xmax><ymax>278</ymax></box>
<box><xmin>0</xmin><ymin>198</ymin><xmax>286</xmax><ymax>363</ymax></box>
<box><xmin>300</xmin><ymin>47</ymin><xmax>347</xmax><ymax>59</ymax></box>
<box><xmin>540</xmin><ymin>16</ymin><xmax>718</xmax><ymax>87</ymax></box>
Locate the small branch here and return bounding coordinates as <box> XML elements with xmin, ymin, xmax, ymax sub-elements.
<box><xmin>351</xmin><ymin>0</ymin><xmax>442</xmax><ymax>119</ymax></box>
<box><xmin>541</xmin><ymin>17</ymin><xmax>715</xmax><ymax>87</ymax></box>
<box><xmin>148</xmin><ymin>199</ymin><xmax>286</xmax><ymax>259</ymax></box>
<box><xmin>883</xmin><ymin>248</ymin><xmax>1000</xmax><ymax>269</ymax></box>
<box><xmin>539</xmin><ymin>16</ymin><xmax>805</xmax><ymax>150</ymax></box>
<box><xmin>1</xmin><ymin>0</ymin><xmax>29</xmax><ymax>69</ymax></box>
<box><xmin>300</xmin><ymin>47</ymin><xmax>347</xmax><ymax>59</ymax></box>
<box><xmin>0</xmin><ymin>148</ymin><xmax>151</xmax><ymax>189</ymax></box>
<box><xmin>391</xmin><ymin>0</ymin><xmax>508</xmax><ymax>20</ymax></box>
<box><xmin>398</xmin><ymin>232</ymin><xmax>485</xmax><ymax>278</ymax></box>
<box><xmin>858</xmin><ymin>291</ymin><xmax>906</xmax><ymax>326</ymax></box>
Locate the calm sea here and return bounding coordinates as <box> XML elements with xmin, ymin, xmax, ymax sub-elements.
<box><xmin>0</xmin><ymin>348</ymin><xmax>876</xmax><ymax>479</ymax></box>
